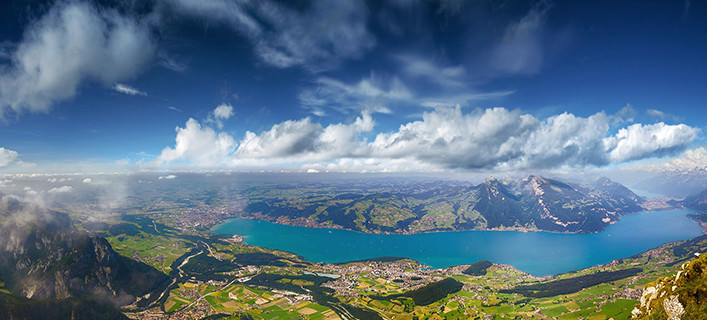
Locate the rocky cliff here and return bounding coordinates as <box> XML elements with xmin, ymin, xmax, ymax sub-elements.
<box><xmin>0</xmin><ymin>194</ymin><xmax>169</xmax><ymax>303</ymax></box>
<box><xmin>632</xmin><ymin>252</ymin><xmax>706</xmax><ymax>319</ymax></box>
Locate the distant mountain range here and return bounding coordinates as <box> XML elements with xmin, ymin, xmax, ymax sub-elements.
<box><xmin>676</xmin><ymin>188</ymin><xmax>707</xmax><ymax>229</ymax></box>
<box><xmin>634</xmin><ymin>168</ymin><xmax>707</xmax><ymax>198</ymax></box>
<box><xmin>243</xmin><ymin>175</ymin><xmax>646</xmax><ymax>233</ymax></box>
<box><xmin>681</xmin><ymin>188</ymin><xmax>707</xmax><ymax>212</ymax></box>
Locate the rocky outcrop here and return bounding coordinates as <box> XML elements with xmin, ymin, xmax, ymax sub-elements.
<box><xmin>632</xmin><ymin>252</ymin><xmax>706</xmax><ymax>319</ymax></box>
<box><xmin>0</xmin><ymin>194</ymin><xmax>169</xmax><ymax>304</ymax></box>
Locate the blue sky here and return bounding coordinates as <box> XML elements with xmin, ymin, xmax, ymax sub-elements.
<box><xmin>0</xmin><ymin>0</ymin><xmax>706</xmax><ymax>173</ymax></box>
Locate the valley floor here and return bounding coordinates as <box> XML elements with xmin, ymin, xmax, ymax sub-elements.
<box><xmin>94</xmin><ymin>212</ymin><xmax>706</xmax><ymax>320</ymax></box>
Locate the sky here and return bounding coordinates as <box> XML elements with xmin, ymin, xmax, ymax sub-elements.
<box><xmin>0</xmin><ymin>0</ymin><xmax>706</xmax><ymax>174</ymax></box>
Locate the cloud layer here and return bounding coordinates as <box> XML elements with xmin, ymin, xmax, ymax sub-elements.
<box><xmin>154</xmin><ymin>106</ymin><xmax>699</xmax><ymax>172</ymax></box>
<box><xmin>0</xmin><ymin>2</ymin><xmax>154</xmax><ymax>116</ymax></box>
<box><xmin>155</xmin><ymin>118</ymin><xmax>237</xmax><ymax>167</ymax></box>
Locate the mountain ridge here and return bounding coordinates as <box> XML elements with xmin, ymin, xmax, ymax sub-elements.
<box><xmin>242</xmin><ymin>175</ymin><xmax>646</xmax><ymax>234</ymax></box>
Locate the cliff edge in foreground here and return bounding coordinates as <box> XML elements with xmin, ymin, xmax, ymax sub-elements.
<box><xmin>632</xmin><ymin>252</ymin><xmax>706</xmax><ymax>319</ymax></box>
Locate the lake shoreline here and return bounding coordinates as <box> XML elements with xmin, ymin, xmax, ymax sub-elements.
<box><xmin>211</xmin><ymin>209</ymin><xmax>703</xmax><ymax>276</ymax></box>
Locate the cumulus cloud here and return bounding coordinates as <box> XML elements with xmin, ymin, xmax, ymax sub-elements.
<box><xmin>155</xmin><ymin>107</ymin><xmax>699</xmax><ymax>172</ymax></box>
<box><xmin>47</xmin><ymin>186</ymin><xmax>73</xmax><ymax>194</ymax></box>
<box><xmin>0</xmin><ymin>1</ymin><xmax>155</xmax><ymax>117</ymax></box>
<box><xmin>155</xmin><ymin>112</ymin><xmax>375</xmax><ymax>167</ymax></box>
<box><xmin>82</xmin><ymin>178</ymin><xmax>92</xmax><ymax>184</ymax></box>
<box><xmin>0</xmin><ymin>147</ymin><xmax>19</xmax><ymax>168</ymax></box>
<box><xmin>112</xmin><ymin>83</ymin><xmax>147</xmax><ymax>96</ymax></box>
<box><xmin>155</xmin><ymin>118</ymin><xmax>237</xmax><ymax>167</ymax></box>
<box><xmin>366</xmin><ymin>107</ymin><xmax>611</xmax><ymax>170</ymax></box>
<box><xmin>167</xmin><ymin>0</ymin><xmax>375</xmax><ymax>71</ymax></box>
<box><xmin>212</xmin><ymin>104</ymin><xmax>234</xmax><ymax>120</ymax></box>
<box><xmin>235</xmin><ymin>112</ymin><xmax>373</xmax><ymax>161</ymax></box>
<box><xmin>206</xmin><ymin>103</ymin><xmax>234</xmax><ymax>128</ymax></box>
<box><xmin>158</xmin><ymin>174</ymin><xmax>177</xmax><ymax>180</ymax></box>
<box><xmin>368</xmin><ymin>108</ymin><xmax>696</xmax><ymax>170</ymax></box>
<box><xmin>604</xmin><ymin>123</ymin><xmax>700</xmax><ymax>162</ymax></box>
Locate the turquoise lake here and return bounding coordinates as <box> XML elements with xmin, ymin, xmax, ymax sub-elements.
<box><xmin>212</xmin><ymin>209</ymin><xmax>703</xmax><ymax>276</ymax></box>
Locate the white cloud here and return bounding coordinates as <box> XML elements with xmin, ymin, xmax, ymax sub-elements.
<box><xmin>646</xmin><ymin>109</ymin><xmax>665</xmax><ymax>119</ymax></box>
<box><xmin>489</xmin><ymin>1</ymin><xmax>550</xmax><ymax>75</ymax></box>
<box><xmin>206</xmin><ymin>103</ymin><xmax>234</xmax><ymax>129</ymax></box>
<box><xmin>604</xmin><ymin>123</ymin><xmax>700</xmax><ymax>162</ymax></box>
<box><xmin>154</xmin><ymin>118</ymin><xmax>237</xmax><ymax>167</ymax></box>
<box><xmin>611</xmin><ymin>104</ymin><xmax>636</xmax><ymax>125</ymax></box>
<box><xmin>155</xmin><ymin>107</ymin><xmax>700</xmax><ymax>172</ymax></box>
<box><xmin>48</xmin><ymin>186</ymin><xmax>73</xmax><ymax>194</ymax></box>
<box><xmin>299</xmin><ymin>75</ymin><xmax>413</xmax><ymax>115</ymax></box>
<box><xmin>236</xmin><ymin>118</ymin><xmax>323</xmax><ymax>159</ymax></box>
<box><xmin>168</xmin><ymin>0</ymin><xmax>375</xmax><ymax>71</ymax></box>
<box><xmin>0</xmin><ymin>147</ymin><xmax>19</xmax><ymax>168</ymax></box>
<box><xmin>82</xmin><ymin>178</ymin><xmax>92</xmax><ymax>184</ymax></box>
<box><xmin>631</xmin><ymin>147</ymin><xmax>707</xmax><ymax>172</ymax></box>
<box><xmin>235</xmin><ymin>112</ymin><xmax>373</xmax><ymax>161</ymax></box>
<box><xmin>155</xmin><ymin>112</ymin><xmax>375</xmax><ymax>168</ymax></box>
<box><xmin>299</xmin><ymin>73</ymin><xmax>513</xmax><ymax>115</ymax></box>
<box><xmin>396</xmin><ymin>55</ymin><xmax>466</xmax><ymax>88</ymax></box>
<box><xmin>645</xmin><ymin>108</ymin><xmax>680</xmax><ymax>122</ymax></box>
<box><xmin>212</xmin><ymin>104</ymin><xmax>234</xmax><ymax>120</ymax></box>
<box><xmin>112</xmin><ymin>83</ymin><xmax>147</xmax><ymax>96</ymax></box>
<box><xmin>369</xmin><ymin>107</ymin><xmax>543</xmax><ymax>169</ymax></box>
<box><xmin>158</xmin><ymin>174</ymin><xmax>177</xmax><ymax>180</ymax></box>
<box><xmin>370</xmin><ymin>108</ymin><xmax>696</xmax><ymax>170</ymax></box>
<box><xmin>0</xmin><ymin>2</ymin><xmax>155</xmax><ymax>116</ymax></box>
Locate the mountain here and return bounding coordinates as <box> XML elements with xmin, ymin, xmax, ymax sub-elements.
<box><xmin>633</xmin><ymin>168</ymin><xmax>707</xmax><ymax>198</ymax></box>
<box><xmin>0</xmin><ymin>194</ymin><xmax>169</xmax><ymax>313</ymax></box>
<box><xmin>677</xmin><ymin>188</ymin><xmax>707</xmax><ymax>229</ymax></box>
<box><xmin>478</xmin><ymin>175</ymin><xmax>644</xmax><ymax>232</ymax></box>
<box><xmin>591</xmin><ymin>176</ymin><xmax>645</xmax><ymax>205</ymax></box>
<box><xmin>681</xmin><ymin>188</ymin><xmax>707</xmax><ymax>212</ymax></box>
<box><xmin>242</xmin><ymin>175</ymin><xmax>646</xmax><ymax>233</ymax></box>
